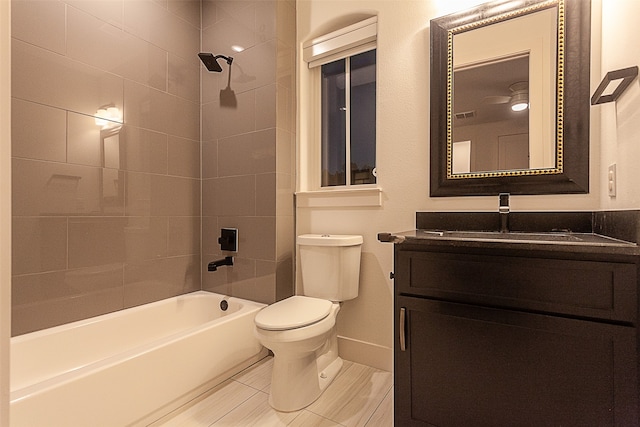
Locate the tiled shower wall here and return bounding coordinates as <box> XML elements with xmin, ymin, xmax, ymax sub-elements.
<box><xmin>11</xmin><ymin>0</ymin><xmax>295</xmax><ymax>336</ymax></box>
<box><xmin>11</xmin><ymin>0</ymin><xmax>202</xmax><ymax>336</ymax></box>
<box><xmin>201</xmin><ymin>0</ymin><xmax>295</xmax><ymax>304</ymax></box>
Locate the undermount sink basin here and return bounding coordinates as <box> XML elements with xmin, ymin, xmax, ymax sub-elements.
<box><xmin>417</xmin><ymin>230</ymin><xmax>635</xmax><ymax>246</ymax></box>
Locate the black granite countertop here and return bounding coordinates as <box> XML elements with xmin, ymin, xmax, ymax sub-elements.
<box><xmin>379</xmin><ymin>211</ymin><xmax>640</xmax><ymax>257</ymax></box>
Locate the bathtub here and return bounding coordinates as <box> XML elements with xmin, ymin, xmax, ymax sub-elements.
<box><xmin>10</xmin><ymin>291</ymin><xmax>268</xmax><ymax>427</ymax></box>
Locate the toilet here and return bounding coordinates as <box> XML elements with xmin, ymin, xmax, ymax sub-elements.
<box><xmin>254</xmin><ymin>234</ymin><xmax>363</xmax><ymax>412</ymax></box>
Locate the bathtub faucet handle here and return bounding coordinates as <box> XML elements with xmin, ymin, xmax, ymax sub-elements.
<box><xmin>208</xmin><ymin>256</ymin><xmax>234</xmax><ymax>272</ymax></box>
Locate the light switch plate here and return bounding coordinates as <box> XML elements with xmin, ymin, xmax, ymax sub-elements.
<box><xmin>608</xmin><ymin>164</ymin><xmax>617</xmax><ymax>197</ymax></box>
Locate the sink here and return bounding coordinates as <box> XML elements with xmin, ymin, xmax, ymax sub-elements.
<box><xmin>416</xmin><ymin>230</ymin><xmax>635</xmax><ymax>246</ymax></box>
<box><xmin>441</xmin><ymin>231</ymin><xmax>579</xmax><ymax>242</ymax></box>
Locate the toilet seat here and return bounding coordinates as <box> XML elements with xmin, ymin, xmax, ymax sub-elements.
<box><xmin>255</xmin><ymin>296</ymin><xmax>333</xmax><ymax>331</ymax></box>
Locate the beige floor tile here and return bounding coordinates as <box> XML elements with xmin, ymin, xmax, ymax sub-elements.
<box><xmin>363</xmin><ymin>387</ymin><xmax>393</xmax><ymax>427</ymax></box>
<box><xmin>290</xmin><ymin>410</ymin><xmax>345</xmax><ymax>426</ymax></box>
<box><xmin>306</xmin><ymin>361</ymin><xmax>393</xmax><ymax>427</ymax></box>
<box><xmin>151</xmin><ymin>380</ymin><xmax>258</xmax><ymax>426</ymax></box>
<box><xmin>152</xmin><ymin>357</ymin><xmax>393</xmax><ymax>427</ymax></box>
<box><xmin>232</xmin><ymin>355</ymin><xmax>274</xmax><ymax>392</ymax></box>
<box><xmin>211</xmin><ymin>392</ymin><xmax>301</xmax><ymax>427</ymax></box>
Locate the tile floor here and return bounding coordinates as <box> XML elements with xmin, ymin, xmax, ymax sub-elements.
<box><xmin>150</xmin><ymin>356</ymin><xmax>393</xmax><ymax>426</ymax></box>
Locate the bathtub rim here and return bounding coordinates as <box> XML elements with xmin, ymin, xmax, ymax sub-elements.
<box><xmin>10</xmin><ymin>290</ymin><xmax>265</xmax><ymax>400</ymax></box>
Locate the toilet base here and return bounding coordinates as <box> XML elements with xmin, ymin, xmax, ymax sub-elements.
<box><xmin>269</xmin><ymin>355</ymin><xmax>343</xmax><ymax>412</ymax></box>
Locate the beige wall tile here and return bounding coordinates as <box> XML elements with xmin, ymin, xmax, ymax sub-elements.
<box><xmin>123</xmin><ymin>217</ymin><xmax>169</xmax><ymax>262</ymax></box>
<box><xmin>153</xmin><ymin>175</ymin><xmax>200</xmax><ymax>216</ymax></box>
<box><xmin>276</xmin><ymin>0</ymin><xmax>296</xmax><ymax>45</ymax></box>
<box><xmin>217</xmin><ymin>129</ymin><xmax>276</xmax><ymax>177</ymax></box>
<box><xmin>275</xmin><ymin>257</ymin><xmax>294</xmax><ymax>302</ymax></box>
<box><xmin>12</xmin><ymin>266</ymin><xmax>124</xmax><ymax>336</ymax></box>
<box><xmin>67</xmin><ymin>112</ymin><xmax>103</xmax><ymax>167</ymax></box>
<box><xmin>12</xmin><ymin>217</ymin><xmax>67</xmax><ymax>276</ymax></box>
<box><xmin>65</xmin><ymin>0</ymin><xmax>124</xmax><ymax>29</ymax></box>
<box><xmin>169</xmin><ymin>53</ymin><xmax>200</xmax><ymax>102</ymax></box>
<box><xmin>201</xmin><ymin>216</ymin><xmax>219</xmax><ymax>256</ymax></box>
<box><xmin>122</xmin><ymin>126</ymin><xmax>168</xmax><ymax>174</ymax></box>
<box><xmin>168</xmin><ymin>0</ymin><xmax>201</xmax><ymax>28</ymax></box>
<box><xmin>201</xmin><ymin>90</ymin><xmax>256</xmax><ymax>140</ymax></box>
<box><xmin>202</xmin><ymin>178</ymin><xmax>217</xmax><ymax>217</ymax></box>
<box><xmin>124</xmin><ymin>255</ymin><xmax>200</xmax><ymax>307</ymax></box>
<box><xmin>124</xmin><ymin>80</ymin><xmax>199</xmax><ymax>140</ymax></box>
<box><xmin>255</xmin><ymin>84</ymin><xmax>277</xmax><ymax>130</ymax></box>
<box><xmin>202</xmin><ymin>3</ymin><xmax>255</xmax><ymax>54</ymax></box>
<box><xmin>12</xmin><ymin>39</ymin><xmax>124</xmax><ymax>118</ymax></box>
<box><xmin>124</xmin><ymin>0</ymin><xmax>199</xmax><ymax>61</ymax></box>
<box><xmin>67</xmin><ymin>6</ymin><xmax>125</xmax><ymax>75</ymax></box>
<box><xmin>211</xmin><ymin>175</ymin><xmax>256</xmax><ymax>216</ymax></box>
<box><xmin>168</xmin><ymin>136</ymin><xmax>200</xmax><ymax>178</ymax></box>
<box><xmin>168</xmin><ymin>216</ymin><xmax>201</xmax><ymax>256</ymax></box>
<box><xmin>256</xmin><ymin>173</ymin><xmax>276</xmax><ymax>216</ymax></box>
<box><xmin>226</xmin><ymin>40</ymin><xmax>277</xmax><ymax>93</ymax></box>
<box><xmin>202</xmin><ymin>140</ymin><xmax>218</xmax><ymax>179</ymax></box>
<box><xmin>276</xmin><ymin>173</ymin><xmax>294</xmax><ymax>216</ymax></box>
<box><xmin>125</xmin><ymin>172</ymin><xmax>199</xmax><ymax>216</ymax></box>
<box><xmin>12</xmin><ymin>158</ymin><xmax>124</xmax><ymax>216</ymax></box>
<box><xmin>218</xmin><ymin>216</ymin><xmax>275</xmax><ymax>261</ymax></box>
<box><xmin>11</xmin><ymin>98</ymin><xmax>66</xmax><ymax>162</ymax></box>
<box><xmin>276</xmin><ymin>128</ymin><xmax>293</xmax><ymax>174</ymax></box>
<box><xmin>200</xmin><ymin>66</ymin><xmax>224</xmax><ymax>105</ymax></box>
<box><xmin>68</xmin><ymin>217</ymin><xmax>127</xmax><ymax>269</ymax></box>
<box><xmin>11</xmin><ymin>0</ymin><xmax>66</xmax><ymax>55</ymax></box>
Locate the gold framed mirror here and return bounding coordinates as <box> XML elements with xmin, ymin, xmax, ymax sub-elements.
<box><xmin>430</xmin><ymin>0</ymin><xmax>591</xmax><ymax>196</ymax></box>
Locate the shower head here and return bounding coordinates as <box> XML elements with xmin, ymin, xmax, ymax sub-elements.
<box><xmin>198</xmin><ymin>53</ymin><xmax>233</xmax><ymax>72</ymax></box>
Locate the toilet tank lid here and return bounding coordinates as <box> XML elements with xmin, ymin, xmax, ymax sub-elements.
<box><xmin>297</xmin><ymin>234</ymin><xmax>363</xmax><ymax>246</ymax></box>
<box><xmin>255</xmin><ymin>296</ymin><xmax>333</xmax><ymax>330</ymax></box>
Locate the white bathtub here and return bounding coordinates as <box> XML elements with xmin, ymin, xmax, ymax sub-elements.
<box><xmin>10</xmin><ymin>291</ymin><xmax>268</xmax><ymax>426</ymax></box>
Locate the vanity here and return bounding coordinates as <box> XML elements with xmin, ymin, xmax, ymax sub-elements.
<box><xmin>384</xmin><ymin>212</ymin><xmax>640</xmax><ymax>426</ymax></box>
<box><xmin>399</xmin><ymin>0</ymin><xmax>640</xmax><ymax>422</ymax></box>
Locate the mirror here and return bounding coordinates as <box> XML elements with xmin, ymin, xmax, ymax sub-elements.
<box><xmin>430</xmin><ymin>0</ymin><xmax>591</xmax><ymax>196</ymax></box>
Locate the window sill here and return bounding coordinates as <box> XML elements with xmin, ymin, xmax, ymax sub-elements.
<box><xmin>296</xmin><ymin>187</ymin><xmax>382</xmax><ymax>208</ymax></box>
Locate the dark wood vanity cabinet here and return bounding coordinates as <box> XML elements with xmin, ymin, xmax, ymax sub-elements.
<box><xmin>394</xmin><ymin>242</ymin><xmax>640</xmax><ymax>426</ymax></box>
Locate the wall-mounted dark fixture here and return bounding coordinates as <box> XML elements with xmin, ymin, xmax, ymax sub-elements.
<box><xmin>208</xmin><ymin>256</ymin><xmax>233</xmax><ymax>272</ymax></box>
<box><xmin>591</xmin><ymin>66</ymin><xmax>638</xmax><ymax>105</ymax></box>
<box><xmin>198</xmin><ymin>53</ymin><xmax>233</xmax><ymax>73</ymax></box>
<box><xmin>218</xmin><ymin>228</ymin><xmax>238</xmax><ymax>252</ymax></box>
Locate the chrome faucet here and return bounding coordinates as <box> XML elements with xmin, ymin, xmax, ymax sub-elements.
<box><xmin>499</xmin><ymin>193</ymin><xmax>509</xmax><ymax>233</ymax></box>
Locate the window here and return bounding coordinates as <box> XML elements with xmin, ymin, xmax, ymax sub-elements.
<box><xmin>302</xmin><ymin>16</ymin><xmax>378</xmax><ymax>192</ymax></box>
<box><xmin>321</xmin><ymin>50</ymin><xmax>376</xmax><ymax>187</ymax></box>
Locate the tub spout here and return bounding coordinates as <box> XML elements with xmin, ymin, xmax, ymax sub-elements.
<box><xmin>208</xmin><ymin>256</ymin><xmax>234</xmax><ymax>272</ymax></box>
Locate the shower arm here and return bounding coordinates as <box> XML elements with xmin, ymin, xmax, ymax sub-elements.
<box><xmin>215</xmin><ymin>55</ymin><xmax>233</xmax><ymax>66</ymax></box>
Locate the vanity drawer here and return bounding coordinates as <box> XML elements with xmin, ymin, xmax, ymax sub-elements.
<box><xmin>396</xmin><ymin>250</ymin><xmax>638</xmax><ymax>323</ymax></box>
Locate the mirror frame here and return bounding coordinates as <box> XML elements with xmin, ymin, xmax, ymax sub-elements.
<box><xmin>430</xmin><ymin>0</ymin><xmax>591</xmax><ymax>197</ymax></box>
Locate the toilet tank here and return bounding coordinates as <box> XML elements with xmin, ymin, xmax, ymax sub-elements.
<box><xmin>297</xmin><ymin>234</ymin><xmax>363</xmax><ymax>301</ymax></box>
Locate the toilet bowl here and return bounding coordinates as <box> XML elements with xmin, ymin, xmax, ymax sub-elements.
<box><xmin>254</xmin><ymin>234</ymin><xmax>362</xmax><ymax>412</ymax></box>
<box><xmin>254</xmin><ymin>296</ymin><xmax>342</xmax><ymax>412</ymax></box>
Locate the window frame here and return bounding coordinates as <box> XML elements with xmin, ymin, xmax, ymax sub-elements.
<box><xmin>298</xmin><ymin>16</ymin><xmax>381</xmax><ymax>206</ymax></box>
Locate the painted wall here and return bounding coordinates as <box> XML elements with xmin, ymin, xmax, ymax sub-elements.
<box><xmin>296</xmin><ymin>0</ymin><xmax>639</xmax><ymax>371</ymax></box>
<box><xmin>597</xmin><ymin>0</ymin><xmax>640</xmax><ymax>209</ymax></box>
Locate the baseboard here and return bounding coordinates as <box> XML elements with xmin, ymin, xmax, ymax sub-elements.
<box><xmin>338</xmin><ymin>335</ymin><xmax>393</xmax><ymax>372</ymax></box>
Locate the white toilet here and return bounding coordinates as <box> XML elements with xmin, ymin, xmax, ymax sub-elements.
<box><xmin>254</xmin><ymin>234</ymin><xmax>363</xmax><ymax>412</ymax></box>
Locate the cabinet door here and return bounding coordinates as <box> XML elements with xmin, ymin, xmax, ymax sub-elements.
<box><xmin>395</xmin><ymin>296</ymin><xmax>638</xmax><ymax>427</ymax></box>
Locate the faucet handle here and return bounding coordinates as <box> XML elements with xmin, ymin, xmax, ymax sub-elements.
<box><xmin>499</xmin><ymin>193</ymin><xmax>510</xmax><ymax>213</ymax></box>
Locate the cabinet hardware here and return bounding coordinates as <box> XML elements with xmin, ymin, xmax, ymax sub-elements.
<box><xmin>399</xmin><ymin>307</ymin><xmax>406</xmax><ymax>351</ymax></box>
